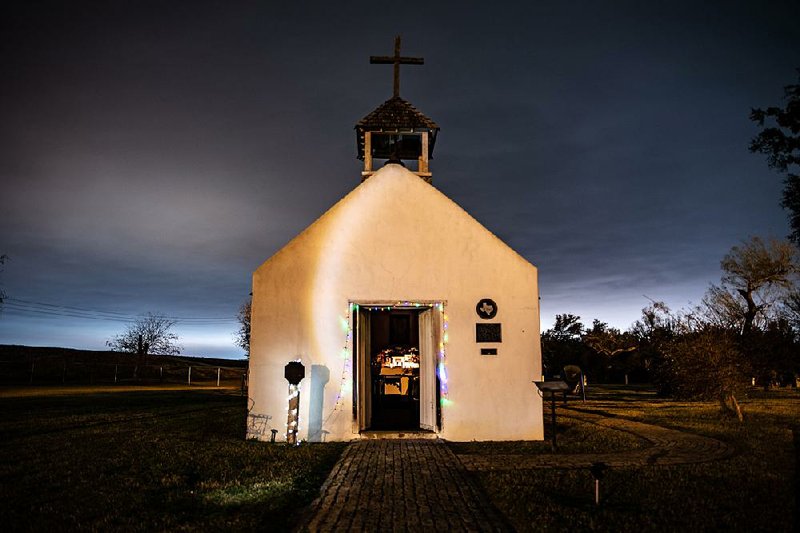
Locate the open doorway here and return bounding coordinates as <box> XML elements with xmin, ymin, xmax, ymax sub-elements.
<box><xmin>354</xmin><ymin>304</ymin><xmax>441</xmax><ymax>433</ymax></box>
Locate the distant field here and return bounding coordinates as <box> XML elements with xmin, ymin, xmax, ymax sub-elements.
<box><xmin>0</xmin><ymin>388</ymin><xmax>346</xmax><ymax>531</ymax></box>
<box><xmin>0</xmin><ymin>344</ymin><xmax>248</xmax><ymax>387</ymax></box>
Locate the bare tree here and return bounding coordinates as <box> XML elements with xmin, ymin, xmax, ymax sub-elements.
<box><xmin>107</xmin><ymin>313</ymin><xmax>181</xmax><ymax>355</ymax></box>
<box><xmin>582</xmin><ymin>320</ymin><xmax>637</xmax><ymax>358</ymax></box>
<box><xmin>630</xmin><ymin>301</ymin><xmax>677</xmax><ymax>394</ymax></box>
<box><xmin>702</xmin><ymin>236</ymin><xmax>797</xmax><ymax>334</ymax></box>
<box><xmin>235</xmin><ymin>298</ymin><xmax>251</xmax><ymax>358</ymax></box>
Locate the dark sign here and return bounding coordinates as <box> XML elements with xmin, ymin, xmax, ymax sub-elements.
<box><xmin>476</xmin><ymin>298</ymin><xmax>498</xmax><ymax>319</ymax></box>
<box><xmin>476</xmin><ymin>323</ymin><xmax>502</xmax><ymax>343</ymax></box>
<box><xmin>480</xmin><ymin>348</ymin><xmax>498</xmax><ymax>356</ymax></box>
<box><xmin>284</xmin><ymin>361</ymin><xmax>305</xmax><ymax>385</ymax></box>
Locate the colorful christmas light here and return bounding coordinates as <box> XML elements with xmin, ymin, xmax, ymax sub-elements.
<box><xmin>317</xmin><ymin>300</ymin><xmax>450</xmax><ymax>434</ymax></box>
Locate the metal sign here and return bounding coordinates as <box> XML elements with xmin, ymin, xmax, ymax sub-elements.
<box><xmin>284</xmin><ymin>361</ymin><xmax>305</xmax><ymax>385</ymax></box>
<box><xmin>476</xmin><ymin>323</ymin><xmax>502</xmax><ymax>343</ymax></box>
<box><xmin>475</xmin><ymin>298</ymin><xmax>498</xmax><ymax>319</ymax></box>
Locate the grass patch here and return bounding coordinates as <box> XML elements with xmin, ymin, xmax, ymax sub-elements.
<box><xmin>0</xmin><ymin>389</ymin><xmax>346</xmax><ymax>531</ymax></box>
<box><xmin>456</xmin><ymin>385</ymin><xmax>798</xmax><ymax>531</ymax></box>
<box><xmin>450</xmin><ymin>409</ymin><xmax>649</xmax><ymax>456</ymax></box>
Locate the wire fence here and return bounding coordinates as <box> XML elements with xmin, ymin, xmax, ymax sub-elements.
<box><xmin>0</xmin><ymin>356</ymin><xmax>248</xmax><ymax>390</ymax></box>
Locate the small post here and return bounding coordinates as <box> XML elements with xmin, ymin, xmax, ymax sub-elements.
<box><xmin>550</xmin><ymin>393</ymin><xmax>558</xmax><ymax>451</ymax></box>
<box><xmin>217</xmin><ymin>367</ymin><xmax>221</xmax><ymax>387</ymax></box>
<box><xmin>625</xmin><ymin>373</ymin><xmax>629</xmax><ymax>385</ymax></box>
<box><xmin>188</xmin><ymin>366</ymin><xmax>192</xmax><ymax>385</ymax></box>
<box><xmin>160</xmin><ymin>366</ymin><xmax>163</xmax><ymax>382</ymax></box>
<box><xmin>62</xmin><ymin>361</ymin><xmax>67</xmax><ymax>383</ymax></box>
<box><xmin>580</xmin><ymin>371</ymin><xmax>587</xmax><ymax>401</ymax></box>
<box><xmin>792</xmin><ymin>426</ymin><xmax>799</xmax><ymax>528</ymax></box>
<box><xmin>286</xmin><ymin>383</ymin><xmax>300</xmax><ymax>445</ymax></box>
<box><xmin>590</xmin><ymin>462</ymin><xmax>607</xmax><ymax>506</ymax></box>
<box><xmin>114</xmin><ymin>364</ymin><xmax>118</xmax><ymax>383</ymax></box>
<box><xmin>133</xmin><ymin>365</ymin><xmax>138</xmax><ymax>380</ymax></box>
<box><xmin>30</xmin><ymin>360</ymin><xmax>35</xmax><ymax>384</ymax></box>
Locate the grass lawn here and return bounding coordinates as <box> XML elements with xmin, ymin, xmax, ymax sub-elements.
<box><xmin>454</xmin><ymin>385</ymin><xmax>798</xmax><ymax>532</ymax></box>
<box><xmin>2</xmin><ymin>385</ymin><xmax>796</xmax><ymax>531</ymax></box>
<box><xmin>0</xmin><ymin>388</ymin><xmax>346</xmax><ymax>531</ymax></box>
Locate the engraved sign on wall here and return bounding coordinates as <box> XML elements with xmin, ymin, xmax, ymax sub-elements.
<box><xmin>476</xmin><ymin>323</ymin><xmax>502</xmax><ymax>343</ymax></box>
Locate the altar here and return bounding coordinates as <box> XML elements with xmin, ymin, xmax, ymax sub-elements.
<box><xmin>375</xmin><ymin>346</ymin><xmax>420</xmax><ymax>397</ymax></box>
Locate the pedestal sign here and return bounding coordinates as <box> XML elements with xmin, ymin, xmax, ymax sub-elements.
<box><xmin>285</xmin><ymin>361</ymin><xmax>305</xmax><ymax>445</ymax></box>
<box><xmin>533</xmin><ymin>380</ymin><xmax>570</xmax><ymax>451</ymax></box>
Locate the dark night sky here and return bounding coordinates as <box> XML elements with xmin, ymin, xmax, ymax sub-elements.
<box><xmin>1</xmin><ymin>1</ymin><xmax>797</xmax><ymax>357</ymax></box>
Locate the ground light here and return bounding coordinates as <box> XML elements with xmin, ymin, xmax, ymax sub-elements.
<box><xmin>590</xmin><ymin>462</ymin><xmax>608</xmax><ymax>505</ymax></box>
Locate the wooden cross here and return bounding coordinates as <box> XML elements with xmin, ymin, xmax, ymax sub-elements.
<box><xmin>370</xmin><ymin>35</ymin><xmax>424</xmax><ymax>98</ymax></box>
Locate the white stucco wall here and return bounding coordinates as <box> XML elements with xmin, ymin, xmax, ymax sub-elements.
<box><xmin>249</xmin><ymin>164</ymin><xmax>543</xmax><ymax>442</ymax></box>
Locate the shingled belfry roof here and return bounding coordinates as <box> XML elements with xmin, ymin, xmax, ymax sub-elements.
<box><xmin>355</xmin><ymin>96</ymin><xmax>440</xmax><ymax>161</ymax></box>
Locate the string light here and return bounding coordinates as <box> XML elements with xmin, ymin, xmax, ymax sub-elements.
<box><xmin>319</xmin><ymin>303</ymin><xmax>356</xmax><ymax>428</ymax></box>
<box><xmin>317</xmin><ymin>300</ymin><xmax>450</xmax><ymax>435</ymax></box>
<box><xmin>285</xmin><ymin>382</ymin><xmax>301</xmax><ymax>445</ymax></box>
<box><xmin>438</xmin><ymin>303</ymin><xmax>450</xmax><ymax>406</ymax></box>
<box><xmin>362</xmin><ymin>301</ymin><xmax>451</xmax><ymax>407</ymax></box>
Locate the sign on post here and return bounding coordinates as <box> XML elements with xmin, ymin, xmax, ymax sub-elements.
<box><xmin>284</xmin><ymin>361</ymin><xmax>305</xmax><ymax>445</ymax></box>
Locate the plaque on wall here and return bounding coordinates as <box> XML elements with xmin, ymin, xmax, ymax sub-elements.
<box><xmin>476</xmin><ymin>323</ymin><xmax>502</xmax><ymax>343</ymax></box>
<box><xmin>480</xmin><ymin>348</ymin><xmax>498</xmax><ymax>356</ymax></box>
<box><xmin>476</xmin><ymin>298</ymin><xmax>498</xmax><ymax>319</ymax></box>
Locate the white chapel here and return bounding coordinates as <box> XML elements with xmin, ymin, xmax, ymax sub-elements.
<box><xmin>247</xmin><ymin>38</ymin><xmax>543</xmax><ymax>442</ymax></box>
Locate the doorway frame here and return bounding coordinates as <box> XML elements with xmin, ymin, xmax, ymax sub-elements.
<box><xmin>351</xmin><ymin>300</ymin><xmax>446</xmax><ymax>435</ymax></box>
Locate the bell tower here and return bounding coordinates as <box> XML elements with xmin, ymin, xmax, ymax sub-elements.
<box><xmin>355</xmin><ymin>36</ymin><xmax>440</xmax><ymax>183</ymax></box>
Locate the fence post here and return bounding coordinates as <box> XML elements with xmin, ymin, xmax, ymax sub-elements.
<box><xmin>30</xmin><ymin>360</ymin><xmax>35</xmax><ymax>384</ymax></box>
<box><xmin>217</xmin><ymin>367</ymin><xmax>221</xmax><ymax>387</ymax></box>
<box><xmin>188</xmin><ymin>366</ymin><xmax>192</xmax><ymax>385</ymax></box>
<box><xmin>114</xmin><ymin>365</ymin><xmax>118</xmax><ymax>384</ymax></box>
<box><xmin>160</xmin><ymin>366</ymin><xmax>163</xmax><ymax>382</ymax></box>
<box><xmin>792</xmin><ymin>426</ymin><xmax>799</xmax><ymax>529</ymax></box>
<box><xmin>62</xmin><ymin>361</ymin><xmax>66</xmax><ymax>384</ymax></box>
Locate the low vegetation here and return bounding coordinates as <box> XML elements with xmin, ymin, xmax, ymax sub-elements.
<box><xmin>0</xmin><ymin>389</ymin><xmax>346</xmax><ymax>531</ymax></box>
<box><xmin>457</xmin><ymin>386</ymin><xmax>798</xmax><ymax>532</ymax></box>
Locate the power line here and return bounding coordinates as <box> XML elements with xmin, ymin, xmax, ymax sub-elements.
<box><xmin>4</xmin><ymin>297</ymin><xmax>238</xmax><ymax>324</ymax></box>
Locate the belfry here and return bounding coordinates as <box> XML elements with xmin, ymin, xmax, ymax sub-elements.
<box><xmin>248</xmin><ymin>37</ymin><xmax>543</xmax><ymax>442</ymax></box>
<box><xmin>356</xmin><ymin>36</ymin><xmax>439</xmax><ymax>182</ymax></box>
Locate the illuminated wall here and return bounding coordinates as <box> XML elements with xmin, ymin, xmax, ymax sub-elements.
<box><xmin>249</xmin><ymin>164</ymin><xmax>543</xmax><ymax>442</ymax></box>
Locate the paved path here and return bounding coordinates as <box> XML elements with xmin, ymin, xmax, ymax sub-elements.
<box><xmin>298</xmin><ymin>439</ymin><xmax>510</xmax><ymax>532</ymax></box>
<box><xmin>457</xmin><ymin>408</ymin><xmax>735</xmax><ymax>471</ymax></box>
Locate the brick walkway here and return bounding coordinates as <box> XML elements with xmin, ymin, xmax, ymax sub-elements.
<box><xmin>297</xmin><ymin>440</ymin><xmax>510</xmax><ymax>532</ymax></box>
<box><xmin>457</xmin><ymin>408</ymin><xmax>735</xmax><ymax>471</ymax></box>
